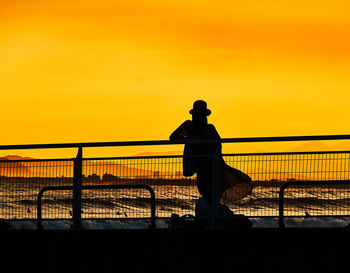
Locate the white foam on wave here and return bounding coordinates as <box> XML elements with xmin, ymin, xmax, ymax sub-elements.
<box><xmin>8</xmin><ymin>219</ymin><xmax>169</xmax><ymax>230</ymax></box>
<box><xmin>251</xmin><ymin>217</ymin><xmax>350</xmax><ymax>228</ymax></box>
<box><xmin>7</xmin><ymin>217</ymin><xmax>350</xmax><ymax>230</ymax></box>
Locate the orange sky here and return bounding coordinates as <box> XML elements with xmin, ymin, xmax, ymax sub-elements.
<box><xmin>1</xmin><ymin>0</ymin><xmax>350</xmax><ymax>158</ymax></box>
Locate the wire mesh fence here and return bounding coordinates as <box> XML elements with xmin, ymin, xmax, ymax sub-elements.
<box><xmin>81</xmin><ymin>156</ymin><xmax>196</xmax><ymax>219</ymax></box>
<box><xmin>223</xmin><ymin>152</ymin><xmax>350</xmax><ymax>217</ymax></box>
<box><xmin>1</xmin><ymin>151</ymin><xmax>350</xmax><ymax>220</ymax></box>
<box><xmin>0</xmin><ymin>159</ymin><xmax>74</xmax><ymax>219</ymax></box>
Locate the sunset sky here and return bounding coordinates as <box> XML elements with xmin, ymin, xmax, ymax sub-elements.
<box><xmin>1</xmin><ymin>0</ymin><xmax>350</xmax><ymax>158</ymax></box>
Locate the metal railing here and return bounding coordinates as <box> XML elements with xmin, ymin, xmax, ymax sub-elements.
<box><xmin>1</xmin><ymin>134</ymin><xmax>350</xmax><ymax>228</ymax></box>
<box><xmin>278</xmin><ymin>180</ymin><xmax>350</xmax><ymax>228</ymax></box>
<box><xmin>37</xmin><ymin>184</ymin><xmax>156</xmax><ymax>230</ymax></box>
<box><xmin>1</xmin><ymin>134</ymin><xmax>350</xmax><ymax>151</ymax></box>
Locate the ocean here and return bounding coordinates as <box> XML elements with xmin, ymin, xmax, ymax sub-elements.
<box><xmin>1</xmin><ymin>179</ymin><xmax>350</xmax><ymax>220</ymax></box>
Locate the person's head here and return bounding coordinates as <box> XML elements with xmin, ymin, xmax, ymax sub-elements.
<box><xmin>190</xmin><ymin>100</ymin><xmax>211</xmax><ymax>125</ymax></box>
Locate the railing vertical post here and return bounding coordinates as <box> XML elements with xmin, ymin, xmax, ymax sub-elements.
<box><xmin>211</xmin><ymin>148</ymin><xmax>221</xmax><ymax>229</ymax></box>
<box><xmin>73</xmin><ymin>146</ymin><xmax>83</xmax><ymax>230</ymax></box>
<box><xmin>279</xmin><ymin>183</ymin><xmax>287</xmax><ymax>228</ymax></box>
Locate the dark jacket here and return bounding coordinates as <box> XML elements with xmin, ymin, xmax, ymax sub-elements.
<box><xmin>170</xmin><ymin>120</ymin><xmax>253</xmax><ymax>202</ymax></box>
<box><xmin>170</xmin><ymin>120</ymin><xmax>220</xmax><ymax>176</ymax></box>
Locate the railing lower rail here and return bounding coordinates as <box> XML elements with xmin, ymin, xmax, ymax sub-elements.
<box><xmin>278</xmin><ymin>180</ymin><xmax>350</xmax><ymax>228</ymax></box>
<box><xmin>37</xmin><ymin>184</ymin><xmax>156</xmax><ymax>230</ymax></box>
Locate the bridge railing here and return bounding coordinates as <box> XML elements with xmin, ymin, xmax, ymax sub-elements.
<box><xmin>37</xmin><ymin>184</ymin><xmax>156</xmax><ymax>230</ymax></box>
<box><xmin>1</xmin><ymin>134</ymin><xmax>350</xmax><ymax>228</ymax></box>
<box><xmin>278</xmin><ymin>180</ymin><xmax>350</xmax><ymax>228</ymax></box>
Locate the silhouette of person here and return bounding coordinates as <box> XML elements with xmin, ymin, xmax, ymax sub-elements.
<box><xmin>170</xmin><ymin>100</ymin><xmax>253</xmax><ymax>211</ymax></box>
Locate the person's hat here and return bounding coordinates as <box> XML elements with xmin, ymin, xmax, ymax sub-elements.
<box><xmin>189</xmin><ymin>100</ymin><xmax>211</xmax><ymax>116</ymax></box>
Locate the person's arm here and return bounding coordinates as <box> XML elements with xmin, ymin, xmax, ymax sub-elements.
<box><xmin>169</xmin><ymin>120</ymin><xmax>192</xmax><ymax>141</ymax></box>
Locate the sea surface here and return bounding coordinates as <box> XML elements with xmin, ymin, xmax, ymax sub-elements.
<box><xmin>1</xmin><ymin>179</ymin><xmax>350</xmax><ymax>220</ymax></box>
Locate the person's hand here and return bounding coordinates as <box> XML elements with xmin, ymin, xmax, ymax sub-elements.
<box><xmin>180</xmin><ymin>130</ymin><xmax>187</xmax><ymax>137</ymax></box>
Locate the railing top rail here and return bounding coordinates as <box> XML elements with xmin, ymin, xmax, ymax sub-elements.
<box><xmin>1</xmin><ymin>134</ymin><xmax>350</xmax><ymax>150</ymax></box>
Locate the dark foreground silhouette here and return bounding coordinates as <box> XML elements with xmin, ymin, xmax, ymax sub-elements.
<box><xmin>170</xmin><ymin>100</ymin><xmax>253</xmax><ymax>204</ymax></box>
